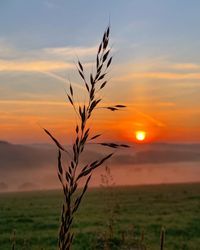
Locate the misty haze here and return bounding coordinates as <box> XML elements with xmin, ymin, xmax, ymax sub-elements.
<box><xmin>1</xmin><ymin>140</ymin><xmax>200</xmax><ymax>192</ymax></box>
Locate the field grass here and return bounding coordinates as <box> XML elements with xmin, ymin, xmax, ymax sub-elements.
<box><xmin>0</xmin><ymin>183</ymin><xmax>200</xmax><ymax>250</ymax></box>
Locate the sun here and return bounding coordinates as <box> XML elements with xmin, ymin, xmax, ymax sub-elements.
<box><xmin>135</xmin><ymin>131</ymin><xmax>146</xmax><ymax>141</ymax></box>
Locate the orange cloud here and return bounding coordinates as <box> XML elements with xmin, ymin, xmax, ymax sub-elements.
<box><xmin>117</xmin><ymin>72</ymin><xmax>200</xmax><ymax>81</ymax></box>
<box><xmin>0</xmin><ymin>60</ymin><xmax>73</xmax><ymax>72</ymax></box>
<box><xmin>171</xmin><ymin>63</ymin><xmax>200</xmax><ymax>70</ymax></box>
<box><xmin>133</xmin><ymin>109</ymin><xmax>166</xmax><ymax>127</ymax></box>
<box><xmin>44</xmin><ymin>46</ymin><xmax>97</xmax><ymax>58</ymax></box>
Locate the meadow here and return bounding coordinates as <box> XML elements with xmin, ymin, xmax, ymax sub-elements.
<box><xmin>0</xmin><ymin>183</ymin><xmax>199</xmax><ymax>250</ymax></box>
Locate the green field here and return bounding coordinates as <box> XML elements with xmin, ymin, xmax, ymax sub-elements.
<box><xmin>0</xmin><ymin>183</ymin><xmax>200</xmax><ymax>250</ymax></box>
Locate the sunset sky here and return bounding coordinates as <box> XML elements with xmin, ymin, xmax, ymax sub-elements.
<box><xmin>0</xmin><ymin>0</ymin><xmax>200</xmax><ymax>144</ymax></box>
<box><xmin>1</xmin><ymin>1</ymin><xmax>200</xmax><ymax>190</ymax></box>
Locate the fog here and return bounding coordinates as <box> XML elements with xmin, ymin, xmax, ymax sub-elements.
<box><xmin>0</xmin><ymin>141</ymin><xmax>200</xmax><ymax>191</ymax></box>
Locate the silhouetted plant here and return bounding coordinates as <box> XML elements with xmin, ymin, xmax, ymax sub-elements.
<box><xmin>7</xmin><ymin>26</ymin><xmax>166</xmax><ymax>250</ymax></box>
<box><xmin>160</xmin><ymin>227</ymin><xmax>165</xmax><ymax>250</ymax></box>
<box><xmin>100</xmin><ymin>166</ymin><xmax>120</xmax><ymax>248</ymax></box>
<box><xmin>44</xmin><ymin>26</ymin><xmax>129</xmax><ymax>250</ymax></box>
<box><xmin>10</xmin><ymin>230</ymin><xmax>16</xmax><ymax>250</ymax></box>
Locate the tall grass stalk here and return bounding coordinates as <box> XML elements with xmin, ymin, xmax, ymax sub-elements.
<box><xmin>10</xmin><ymin>230</ymin><xmax>16</xmax><ymax>250</ymax></box>
<box><xmin>160</xmin><ymin>227</ymin><xmax>165</xmax><ymax>250</ymax></box>
<box><xmin>44</xmin><ymin>26</ymin><xmax>128</xmax><ymax>250</ymax></box>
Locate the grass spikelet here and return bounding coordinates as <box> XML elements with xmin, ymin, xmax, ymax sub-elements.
<box><xmin>44</xmin><ymin>25</ymin><xmax>128</xmax><ymax>250</ymax></box>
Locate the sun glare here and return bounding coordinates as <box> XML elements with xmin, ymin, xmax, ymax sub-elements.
<box><xmin>135</xmin><ymin>131</ymin><xmax>146</xmax><ymax>141</ymax></box>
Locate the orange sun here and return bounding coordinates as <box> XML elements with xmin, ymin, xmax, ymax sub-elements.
<box><xmin>135</xmin><ymin>131</ymin><xmax>146</xmax><ymax>141</ymax></box>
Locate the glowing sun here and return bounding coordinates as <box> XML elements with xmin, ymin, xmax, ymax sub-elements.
<box><xmin>135</xmin><ymin>131</ymin><xmax>146</xmax><ymax>141</ymax></box>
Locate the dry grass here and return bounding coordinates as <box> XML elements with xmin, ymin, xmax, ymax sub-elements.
<box><xmin>44</xmin><ymin>26</ymin><xmax>129</xmax><ymax>250</ymax></box>
<box><xmin>10</xmin><ymin>230</ymin><xmax>16</xmax><ymax>250</ymax></box>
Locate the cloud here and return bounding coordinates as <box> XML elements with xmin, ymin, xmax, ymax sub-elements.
<box><xmin>40</xmin><ymin>71</ymin><xmax>85</xmax><ymax>90</ymax></box>
<box><xmin>0</xmin><ymin>100</ymin><xmax>69</xmax><ymax>106</ymax></box>
<box><xmin>117</xmin><ymin>72</ymin><xmax>200</xmax><ymax>81</ymax></box>
<box><xmin>133</xmin><ymin>109</ymin><xmax>166</xmax><ymax>127</ymax></box>
<box><xmin>44</xmin><ymin>46</ymin><xmax>97</xmax><ymax>59</ymax></box>
<box><xmin>113</xmin><ymin>59</ymin><xmax>200</xmax><ymax>83</ymax></box>
<box><xmin>171</xmin><ymin>63</ymin><xmax>200</xmax><ymax>70</ymax></box>
<box><xmin>0</xmin><ymin>59</ymin><xmax>73</xmax><ymax>72</ymax></box>
<box><xmin>0</xmin><ymin>41</ymin><xmax>97</xmax><ymax>73</ymax></box>
<box><xmin>133</xmin><ymin>102</ymin><xmax>175</xmax><ymax>107</ymax></box>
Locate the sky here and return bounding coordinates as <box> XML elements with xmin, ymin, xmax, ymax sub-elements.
<box><xmin>0</xmin><ymin>0</ymin><xmax>200</xmax><ymax>145</ymax></box>
<box><xmin>0</xmin><ymin>1</ymin><xmax>200</xmax><ymax>189</ymax></box>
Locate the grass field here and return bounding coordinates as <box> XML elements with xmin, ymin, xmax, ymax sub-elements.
<box><xmin>0</xmin><ymin>183</ymin><xmax>200</xmax><ymax>250</ymax></box>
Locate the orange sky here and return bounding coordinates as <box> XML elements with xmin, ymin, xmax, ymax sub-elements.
<box><xmin>1</xmin><ymin>1</ymin><xmax>200</xmax><ymax>191</ymax></box>
<box><xmin>0</xmin><ymin>83</ymin><xmax>199</xmax><ymax>144</ymax></box>
<box><xmin>0</xmin><ymin>62</ymin><xmax>200</xmax><ymax>143</ymax></box>
<box><xmin>0</xmin><ymin>1</ymin><xmax>200</xmax><ymax>144</ymax></box>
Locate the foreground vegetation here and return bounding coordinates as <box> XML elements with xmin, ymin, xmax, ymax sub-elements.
<box><xmin>43</xmin><ymin>25</ymin><xmax>129</xmax><ymax>249</ymax></box>
<box><xmin>0</xmin><ymin>183</ymin><xmax>199</xmax><ymax>249</ymax></box>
